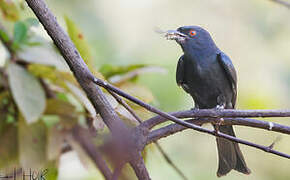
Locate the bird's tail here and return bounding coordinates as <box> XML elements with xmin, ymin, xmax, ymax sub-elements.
<box><xmin>215</xmin><ymin>125</ymin><xmax>251</xmax><ymax>177</ymax></box>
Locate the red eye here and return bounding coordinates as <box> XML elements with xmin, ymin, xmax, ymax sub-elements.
<box><xmin>189</xmin><ymin>30</ymin><xmax>196</xmax><ymax>36</ymax></box>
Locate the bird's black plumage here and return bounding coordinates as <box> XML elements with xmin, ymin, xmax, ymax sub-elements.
<box><xmin>168</xmin><ymin>26</ymin><xmax>251</xmax><ymax>176</ymax></box>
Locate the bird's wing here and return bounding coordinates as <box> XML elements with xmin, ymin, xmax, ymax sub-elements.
<box><xmin>176</xmin><ymin>55</ymin><xmax>185</xmax><ymax>86</ymax></box>
<box><xmin>176</xmin><ymin>55</ymin><xmax>190</xmax><ymax>93</ymax></box>
<box><xmin>217</xmin><ymin>52</ymin><xmax>237</xmax><ymax>108</ymax></box>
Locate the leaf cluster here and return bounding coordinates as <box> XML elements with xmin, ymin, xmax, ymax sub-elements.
<box><xmin>0</xmin><ymin>2</ymin><xmax>164</xmax><ymax>178</ymax></box>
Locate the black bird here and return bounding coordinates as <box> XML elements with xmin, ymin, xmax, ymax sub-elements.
<box><xmin>165</xmin><ymin>26</ymin><xmax>251</xmax><ymax>177</ymax></box>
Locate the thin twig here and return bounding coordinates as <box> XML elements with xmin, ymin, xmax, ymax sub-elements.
<box><xmin>108</xmin><ymin>90</ymin><xmax>142</xmax><ymax>124</ymax></box>
<box><xmin>270</xmin><ymin>0</ymin><xmax>290</xmax><ymax>9</ymax></box>
<box><xmin>109</xmin><ymin>90</ymin><xmax>188</xmax><ymax>180</ymax></box>
<box><xmin>155</xmin><ymin>142</ymin><xmax>188</xmax><ymax>180</ymax></box>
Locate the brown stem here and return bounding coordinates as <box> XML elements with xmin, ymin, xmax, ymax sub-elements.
<box><xmin>72</xmin><ymin>126</ymin><xmax>112</xmax><ymax>180</ymax></box>
<box><xmin>130</xmin><ymin>153</ymin><xmax>151</xmax><ymax>180</ymax></box>
<box><xmin>154</xmin><ymin>142</ymin><xmax>188</xmax><ymax>180</ymax></box>
<box><xmin>141</xmin><ymin>110</ymin><xmax>290</xmax><ymax>133</ymax></box>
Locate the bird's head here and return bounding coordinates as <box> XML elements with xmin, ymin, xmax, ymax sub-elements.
<box><xmin>165</xmin><ymin>26</ymin><xmax>218</xmax><ymax>54</ymax></box>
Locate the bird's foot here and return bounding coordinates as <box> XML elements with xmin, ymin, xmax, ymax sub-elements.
<box><xmin>216</xmin><ymin>117</ymin><xmax>224</xmax><ymax>126</ymax></box>
<box><xmin>215</xmin><ymin>104</ymin><xmax>225</xmax><ymax>110</ymax></box>
<box><xmin>191</xmin><ymin>104</ymin><xmax>199</xmax><ymax>111</ymax></box>
<box><xmin>213</xmin><ymin>118</ymin><xmax>224</xmax><ymax>135</ymax></box>
<box><xmin>213</xmin><ymin>125</ymin><xmax>219</xmax><ymax>135</ymax></box>
<box><xmin>190</xmin><ymin>107</ymin><xmax>199</xmax><ymax>111</ymax></box>
<box><xmin>213</xmin><ymin>105</ymin><xmax>225</xmax><ymax>134</ymax></box>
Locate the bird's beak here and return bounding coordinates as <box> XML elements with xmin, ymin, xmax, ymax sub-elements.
<box><xmin>165</xmin><ymin>30</ymin><xmax>187</xmax><ymax>42</ymax></box>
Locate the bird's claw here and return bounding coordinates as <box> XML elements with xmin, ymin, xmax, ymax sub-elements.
<box><xmin>216</xmin><ymin>118</ymin><xmax>224</xmax><ymax>126</ymax></box>
<box><xmin>214</xmin><ymin>105</ymin><xmax>225</xmax><ymax>134</ymax></box>
<box><xmin>191</xmin><ymin>106</ymin><xmax>199</xmax><ymax>111</ymax></box>
<box><xmin>215</xmin><ymin>104</ymin><xmax>225</xmax><ymax>110</ymax></box>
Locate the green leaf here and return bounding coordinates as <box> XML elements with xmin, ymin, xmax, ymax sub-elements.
<box><xmin>13</xmin><ymin>21</ymin><xmax>28</xmax><ymax>47</ymax></box>
<box><xmin>42</xmin><ymin>115</ymin><xmax>60</xmax><ymax>128</ymax></box>
<box><xmin>44</xmin><ymin>99</ymin><xmax>78</xmax><ymax>129</ymax></box>
<box><xmin>6</xmin><ymin>114</ymin><xmax>15</xmax><ymax>123</ymax></box>
<box><xmin>99</xmin><ymin>64</ymin><xmax>146</xmax><ymax>79</ymax></box>
<box><xmin>24</xmin><ymin>18</ymin><xmax>39</xmax><ymax>27</ymax></box>
<box><xmin>18</xmin><ymin>115</ymin><xmax>47</xmax><ymax>169</ymax></box>
<box><xmin>66</xmin><ymin>82</ymin><xmax>96</xmax><ymax>116</ymax></box>
<box><xmin>64</xmin><ymin>16</ymin><xmax>94</xmax><ymax>71</ymax></box>
<box><xmin>109</xmin><ymin>66</ymin><xmax>167</xmax><ymax>85</ymax></box>
<box><xmin>0</xmin><ymin>0</ymin><xmax>20</xmax><ymax>21</ymax></box>
<box><xmin>0</xmin><ymin>29</ymin><xmax>10</xmax><ymax>42</ymax></box>
<box><xmin>17</xmin><ymin>43</ymin><xmax>69</xmax><ymax>70</ymax></box>
<box><xmin>43</xmin><ymin>161</ymin><xmax>59</xmax><ymax>180</ymax></box>
<box><xmin>28</xmin><ymin>64</ymin><xmax>75</xmax><ymax>89</ymax></box>
<box><xmin>8</xmin><ymin>63</ymin><xmax>46</xmax><ymax>123</ymax></box>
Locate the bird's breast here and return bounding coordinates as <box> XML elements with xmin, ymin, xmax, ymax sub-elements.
<box><xmin>183</xmin><ymin>55</ymin><xmax>232</xmax><ymax>108</ymax></box>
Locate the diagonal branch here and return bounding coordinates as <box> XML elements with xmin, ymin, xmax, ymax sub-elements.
<box><xmin>147</xmin><ymin>118</ymin><xmax>290</xmax><ymax>159</ymax></box>
<box><xmin>146</xmin><ymin>117</ymin><xmax>290</xmax><ymax>144</ymax></box>
<box><xmin>91</xmin><ymin>77</ymin><xmax>290</xmax><ymax>159</ymax></box>
<box><xmin>24</xmin><ymin>0</ymin><xmax>149</xmax><ymax>179</ymax></box>
<box><xmin>270</xmin><ymin>0</ymin><xmax>290</xmax><ymax>9</ymax></box>
<box><xmin>24</xmin><ymin>0</ymin><xmax>126</xmax><ymax>133</ymax></box>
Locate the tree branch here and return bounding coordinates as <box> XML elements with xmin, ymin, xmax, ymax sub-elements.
<box><xmin>111</xmin><ymin>163</ymin><xmax>124</xmax><ymax>180</ymax></box>
<box><xmin>129</xmin><ymin>153</ymin><xmax>151</xmax><ymax>180</ymax></box>
<box><xmin>91</xmin><ymin>77</ymin><xmax>290</xmax><ymax>159</ymax></box>
<box><xmin>24</xmin><ymin>0</ymin><xmax>126</xmax><ymax>133</ymax></box>
<box><xmin>270</xmin><ymin>0</ymin><xmax>290</xmax><ymax>9</ymax></box>
<box><xmin>24</xmin><ymin>0</ymin><xmax>149</xmax><ymax>179</ymax></box>
<box><xmin>21</xmin><ymin>0</ymin><xmax>290</xmax><ymax>178</ymax></box>
<box><xmin>147</xmin><ymin>118</ymin><xmax>290</xmax><ymax>159</ymax></box>
<box><xmin>146</xmin><ymin>117</ymin><xmax>290</xmax><ymax>143</ymax></box>
<box><xmin>141</xmin><ymin>110</ymin><xmax>290</xmax><ymax>133</ymax></box>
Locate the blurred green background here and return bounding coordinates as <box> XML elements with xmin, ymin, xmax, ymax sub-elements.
<box><xmin>1</xmin><ymin>0</ymin><xmax>290</xmax><ymax>179</ymax></box>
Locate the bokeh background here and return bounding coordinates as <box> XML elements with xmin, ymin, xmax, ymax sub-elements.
<box><xmin>1</xmin><ymin>0</ymin><xmax>290</xmax><ymax>179</ymax></box>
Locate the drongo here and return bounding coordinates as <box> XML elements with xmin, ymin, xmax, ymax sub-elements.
<box><xmin>165</xmin><ymin>26</ymin><xmax>251</xmax><ymax>177</ymax></box>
